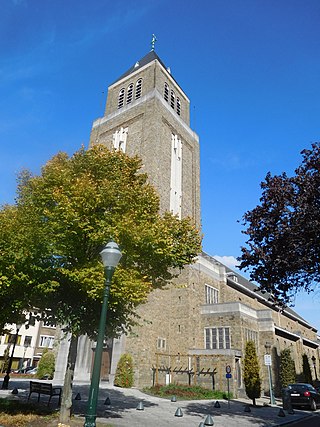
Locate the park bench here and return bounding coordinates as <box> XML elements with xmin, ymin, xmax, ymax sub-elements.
<box><xmin>28</xmin><ymin>381</ymin><xmax>62</xmax><ymax>406</ymax></box>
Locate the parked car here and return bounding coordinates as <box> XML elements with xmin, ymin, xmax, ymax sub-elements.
<box><xmin>27</xmin><ymin>367</ymin><xmax>38</xmax><ymax>375</ymax></box>
<box><xmin>287</xmin><ymin>383</ymin><xmax>320</xmax><ymax>411</ymax></box>
<box><xmin>13</xmin><ymin>366</ymin><xmax>35</xmax><ymax>374</ymax></box>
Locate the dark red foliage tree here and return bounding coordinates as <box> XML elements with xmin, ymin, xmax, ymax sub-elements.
<box><xmin>239</xmin><ymin>142</ymin><xmax>320</xmax><ymax>303</ymax></box>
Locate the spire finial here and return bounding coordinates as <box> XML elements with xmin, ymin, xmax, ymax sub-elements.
<box><xmin>151</xmin><ymin>34</ymin><xmax>157</xmax><ymax>51</ymax></box>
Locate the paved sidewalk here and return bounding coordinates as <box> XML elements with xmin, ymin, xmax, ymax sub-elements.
<box><xmin>0</xmin><ymin>379</ymin><xmax>315</xmax><ymax>426</ymax></box>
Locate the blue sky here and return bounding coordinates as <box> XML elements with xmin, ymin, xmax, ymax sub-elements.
<box><xmin>1</xmin><ymin>0</ymin><xmax>320</xmax><ymax>330</ymax></box>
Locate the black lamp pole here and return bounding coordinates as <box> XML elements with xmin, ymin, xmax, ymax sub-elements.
<box><xmin>2</xmin><ymin>323</ymin><xmax>22</xmax><ymax>390</ymax></box>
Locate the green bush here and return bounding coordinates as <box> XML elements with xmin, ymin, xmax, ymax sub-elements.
<box><xmin>302</xmin><ymin>354</ymin><xmax>312</xmax><ymax>384</ymax></box>
<box><xmin>36</xmin><ymin>348</ymin><xmax>55</xmax><ymax>380</ymax></box>
<box><xmin>280</xmin><ymin>348</ymin><xmax>296</xmax><ymax>388</ymax></box>
<box><xmin>144</xmin><ymin>383</ymin><xmax>232</xmax><ymax>400</ymax></box>
<box><xmin>114</xmin><ymin>353</ymin><xmax>134</xmax><ymax>388</ymax></box>
<box><xmin>244</xmin><ymin>341</ymin><xmax>261</xmax><ymax>405</ymax></box>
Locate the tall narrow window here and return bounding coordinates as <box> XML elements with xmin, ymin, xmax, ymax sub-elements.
<box><xmin>135</xmin><ymin>79</ymin><xmax>142</xmax><ymax>99</ymax></box>
<box><xmin>126</xmin><ymin>83</ymin><xmax>134</xmax><ymax>104</ymax></box>
<box><xmin>113</xmin><ymin>127</ymin><xmax>128</xmax><ymax>153</ymax></box>
<box><xmin>177</xmin><ymin>98</ymin><xmax>181</xmax><ymax>116</ymax></box>
<box><xmin>164</xmin><ymin>83</ymin><xmax>169</xmax><ymax>102</ymax></box>
<box><xmin>205</xmin><ymin>285</ymin><xmax>219</xmax><ymax>304</ymax></box>
<box><xmin>170</xmin><ymin>134</ymin><xmax>182</xmax><ymax>218</ymax></box>
<box><xmin>170</xmin><ymin>90</ymin><xmax>175</xmax><ymax>109</ymax></box>
<box><xmin>118</xmin><ymin>88</ymin><xmax>125</xmax><ymax>109</ymax></box>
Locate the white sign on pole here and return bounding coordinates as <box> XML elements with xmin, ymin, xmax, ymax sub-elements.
<box><xmin>264</xmin><ymin>354</ymin><xmax>272</xmax><ymax>366</ymax></box>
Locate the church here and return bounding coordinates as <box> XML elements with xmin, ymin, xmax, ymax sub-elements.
<box><xmin>54</xmin><ymin>48</ymin><xmax>319</xmax><ymax>398</ymax></box>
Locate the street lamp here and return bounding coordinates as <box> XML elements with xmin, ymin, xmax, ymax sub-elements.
<box><xmin>264</xmin><ymin>342</ymin><xmax>276</xmax><ymax>405</ymax></box>
<box><xmin>84</xmin><ymin>241</ymin><xmax>122</xmax><ymax>427</ymax></box>
<box><xmin>311</xmin><ymin>355</ymin><xmax>318</xmax><ymax>381</ymax></box>
<box><xmin>2</xmin><ymin>322</ymin><xmax>22</xmax><ymax>390</ymax></box>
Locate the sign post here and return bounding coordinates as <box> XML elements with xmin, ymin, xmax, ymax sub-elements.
<box><xmin>264</xmin><ymin>354</ymin><xmax>275</xmax><ymax>405</ymax></box>
<box><xmin>226</xmin><ymin>365</ymin><xmax>232</xmax><ymax>409</ymax></box>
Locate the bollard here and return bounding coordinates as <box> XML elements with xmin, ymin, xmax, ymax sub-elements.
<box><xmin>244</xmin><ymin>404</ymin><xmax>251</xmax><ymax>412</ymax></box>
<box><xmin>288</xmin><ymin>408</ymin><xmax>295</xmax><ymax>415</ymax></box>
<box><xmin>104</xmin><ymin>397</ymin><xmax>111</xmax><ymax>406</ymax></box>
<box><xmin>214</xmin><ymin>400</ymin><xmax>220</xmax><ymax>408</ymax></box>
<box><xmin>282</xmin><ymin>387</ymin><xmax>292</xmax><ymax>411</ymax></box>
<box><xmin>204</xmin><ymin>414</ymin><xmax>214</xmax><ymax>425</ymax></box>
<box><xmin>278</xmin><ymin>408</ymin><xmax>286</xmax><ymax>417</ymax></box>
<box><xmin>175</xmin><ymin>407</ymin><xmax>183</xmax><ymax>417</ymax></box>
<box><xmin>75</xmin><ymin>393</ymin><xmax>81</xmax><ymax>400</ymax></box>
<box><xmin>136</xmin><ymin>401</ymin><xmax>144</xmax><ymax>410</ymax></box>
<box><xmin>11</xmin><ymin>388</ymin><xmax>18</xmax><ymax>395</ymax></box>
<box><xmin>171</xmin><ymin>395</ymin><xmax>177</xmax><ymax>402</ymax></box>
<box><xmin>198</xmin><ymin>423</ymin><xmax>205</xmax><ymax>427</ymax></box>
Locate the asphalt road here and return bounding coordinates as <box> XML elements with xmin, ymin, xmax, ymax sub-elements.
<box><xmin>286</xmin><ymin>412</ymin><xmax>320</xmax><ymax>426</ymax></box>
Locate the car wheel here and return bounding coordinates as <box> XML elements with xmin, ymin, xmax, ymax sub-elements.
<box><xmin>310</xmin><ymin>399</ymin><xmax>317</xmax><ymax>411</ymax></box>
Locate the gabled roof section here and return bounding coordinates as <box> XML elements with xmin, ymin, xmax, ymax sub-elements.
<box><xmin>111</xmin><ymin>51</ymin><xmax>169</xmax><ymax>85</ymax></box>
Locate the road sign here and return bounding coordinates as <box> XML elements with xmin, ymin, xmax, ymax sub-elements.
<box><xmin>264</xmin><ymin>354</ymin><xmax>272</xmax><ymax>366</ymax></box>
<box><xmin>226</xmin><ymin>373</ymin><xmax>232</xmax><ymax>379</ymax></box>
<box><xmin>226</xmin><ymin>365</ymin><xmax>231</xmax><ymax>374</ymax></box>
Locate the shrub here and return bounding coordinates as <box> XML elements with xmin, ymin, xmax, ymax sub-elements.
<box><xmin>143</xmin><ymin>383</ymin><xmax>232</xmax><ymax>400</ymax></box>
<box><xmin>244</xmin><ymin>341</ymin><xmax>261</xmax><ymax>405</ymax></box>
<box><xmin>302</xmin><ymin>354</ymin><xmax>312</xmax><ymax>384</ymax></box>
<box><xmin>280</xmin><ymin>348</ymin><xmax>296</xmax><ymax>388</ymax></box>
<box><xmin>114</xmin><ymin>353</ymin><xmax>134</xmax><ymax>388</ymax></box>
<box><xmin>36</xmin><ymin>348</ymin><xmax>55</xmax><ymax>380</ymax></box>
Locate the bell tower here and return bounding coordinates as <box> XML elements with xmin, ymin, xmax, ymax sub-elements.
<box><xmin>89</xmin><ymin>50</ymin><xmax>201</xmax><ymax>227</ymax></box>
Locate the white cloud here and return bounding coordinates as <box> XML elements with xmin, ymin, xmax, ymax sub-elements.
<box><xmin>214</xmin><ymin>255</ymin><xmax>239</xmax><ymax>270</ymax></box>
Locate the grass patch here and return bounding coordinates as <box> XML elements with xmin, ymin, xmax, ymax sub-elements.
<box><xmin>0</xmin><ymin>398</ymin><xmax>55</xmax><ymax>427</ymax></box>
<box><xmin>143</xmin><ymin>383</ymin><xmax>232</xmax><ymax>400</ymax></box>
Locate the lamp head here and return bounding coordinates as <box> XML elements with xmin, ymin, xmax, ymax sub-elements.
<box><xmin>100</xmin><ymin>241</ymin><xmax>122</xmax><ymax>268</ymax></box>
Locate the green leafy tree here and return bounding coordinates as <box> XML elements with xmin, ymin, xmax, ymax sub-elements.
<box><xmin>280</xmin><ymin>348</ymin><xmax>296</xmax><ymax>388</ymax></box>
<box><xmin>114</xmin><ymin>353</ymin><xmax>134</xmax><ymax>388</ymax></box>
<box><xmin>36</xmin><ymin>348</ymin><xmax>55</xmax><ymax>380</ymax></box>
<box><xmin>0</xmin><ymin>145</ymin><xmax>201</xmax><ymax>422</ymax></box>
<box><xmin>243</xmin><ymin>341</ymin><xmax>261</xmax><ymax>405</ymax></box>
<box><xmin>239</xmin><ymin>142</ymin><xmax>320</xmax><ymax>303</ymax></box>
<box><xmin>302</xmin><ymin>354</ymin><xmax>312</xmax><ymax>384</ymax></box>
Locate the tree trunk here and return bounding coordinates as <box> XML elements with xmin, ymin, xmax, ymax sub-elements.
<box><xmin>59</xmin><ymin>334</ymin><xmax>79</xmax><ymax>425</ymax></box>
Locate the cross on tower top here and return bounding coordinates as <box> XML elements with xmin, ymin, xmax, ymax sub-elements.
<box><xmin>151</xmin><ymin>34</ymin><xmax>157</xmax><ymax>51</ymax></box>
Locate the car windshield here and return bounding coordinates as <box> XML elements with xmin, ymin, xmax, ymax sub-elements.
<box><xmin>288</xmin><ymin>384</ymin><xmax>316</xmax><ymax>392</ymax></box>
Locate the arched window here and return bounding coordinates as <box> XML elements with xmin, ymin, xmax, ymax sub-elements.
<box><xmin>164</xmin><ymin>83</ymin><xmax>169</xmax><ymax>102</ymax></box>
<box><xmin>126</xmin><ymin>83</ymin><xmax>134</xmax><ymax>104</ymax></box>
<box><xmin>177</xmin><ymin>98</ymin><xmax>181</xmax><ymax>116</ymax></box>
<box><xmin>170</xmin><ymin>90</ymin><xmax>175</xmax><ymax>109</ymax></box>
<box><xmin>118</xmin><ymin>88</ymin><xmax>125</xmax><ymax>109</ymax></box>
<box><xmin>135</xmin><ymin>79</ymin><xmax>142</xmax><ymax>99</ymax></box>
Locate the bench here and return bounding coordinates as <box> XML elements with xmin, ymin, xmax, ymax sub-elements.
<box><xmin>28</xmin><ymin>381</ymin><xmax>62</xmax><ymax>406</ymax></box>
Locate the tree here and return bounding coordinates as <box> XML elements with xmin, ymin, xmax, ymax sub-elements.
<box><xmin>0</xmin><ymin>145</ymin><xmax>201</xmax><ymax>422</ymax></box>
<box><xmin>1</xmin><ymin>344</ymin><xmax>11</xmax><ymax>373</ymax></box>
<box><xmin>243</xmin><ymin>341</ymin><xmax>261</xmax><ymax>405</ymax></box>
<box><xmin>239</xmin><ymin>142</ymin><xmax>320</xmax><ymax>303</ymax></box>
<box><xmin>302</xmin><ymin>354</ymin><xmax>312</xmax><ymax>384</ymax></box>
<box><xmin>36</xmin><ymin>348</ymin><xmax>55</xmax><ymax>380</ymax></box>
<box><xmin>280</xmin><ymin>348</ymin><xmax>296</xmax><ymax>388</ymax></box>
<box><xmin>114</xmin><ymin>353</ymin><xmax>134</xmax><ymax>388</ymax></box>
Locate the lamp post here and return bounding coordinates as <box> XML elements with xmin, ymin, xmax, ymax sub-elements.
<box><xmin>2</xmin><ymin>323</ymin><xmax>22</xmax><ymax>390</ymax></box>
<box><xmin>264</xmin><ymin>342</ymin><xmax>276</xmax><ymax>405</ymax></box>
<box><xmin>84</xmin><ymin>241</ymin><xmax>122</xmax><ymax>427</ymax></box>
<box><xmin>311</xmin><ymin>355</ymin><xmax>318</xmax><ymax>381</ymax></box>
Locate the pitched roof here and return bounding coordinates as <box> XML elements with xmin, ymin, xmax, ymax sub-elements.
<box><xmin>111</xmin><ymin>51</ymin><xmax>169</xmax><ymax>85</ymax></box>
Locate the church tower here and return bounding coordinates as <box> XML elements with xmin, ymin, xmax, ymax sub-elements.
<box><xmin>89</xmin><ymin>50</ymin><xmax>201</xmax><ymax>227</ymax></box>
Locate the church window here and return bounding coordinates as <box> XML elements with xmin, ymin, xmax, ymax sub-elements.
<box><xmin>205</xmin><ymin>285</ymin><xmax>219</xmax><ymax>304</ymax></box>
<box><xmin>135</xmin><ymin>79</ymin><xmax>142</xmax><ymax>99</ymax></box>
<box><xmin>170</xmin><ymin>90</ymin><xmax>175</xmax><ymax>109</ymax></box>
<box><xmin>118</xmin><ymin>88</ymin><xmax>125</xmax><ymax>109</ymax></box>
<box><xmin>170</xmin><ymin>134</ymin><xmax>182</xmax><ymax>217</ymax></box>
<box><xmin>245</xmin><ymin>328</ymin><xmax>258</xmax><ymax>345</ymax></box>
<box><xmin>157</xmin><ymin>337</ymin><xmax>166</xmax><ymax>350</ymax></box>
<box><xmin>126</xmin><ymin>83</ymin><xmax>134</xmax><ymax>104</ymax></box>
<box><xmin>205</xmin><ymin>327</ymin><xmax>230</xmax><ymax>350</ymax></box>
<box><xmin>164</xmin><ymin>83</ymin><xmax>169</xmax><ymax>102</ymax></box>
<box><xmin>177</xmin><ymin>98</ymin><xmax>181</xmax><ymax>115</ymax></box>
